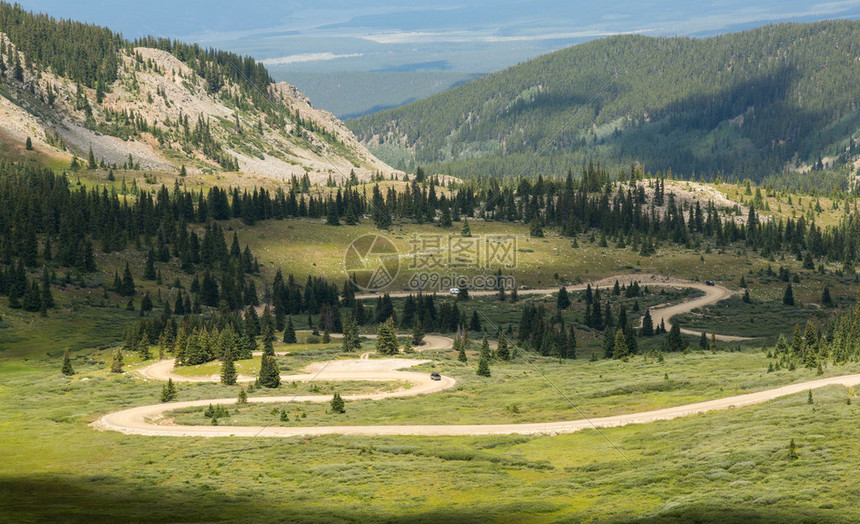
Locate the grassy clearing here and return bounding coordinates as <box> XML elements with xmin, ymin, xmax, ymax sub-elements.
<box><xmin>676</xmin><ymin>270</ymin><xmax>858</xmax><ymax>340</ymax></box>
<box><xmin>710</xmin><ymin>179</ymin><xmax>850</xmax><ymax>229</ymax></box>
<box><xmin>1</xmin><ymin>343</ymin><xmax>859</xmax><ymax>522</ymax></box>
<box><xmin>2</xmin><ymin>180</ymin><xmax>860</xmax><ymax>520</ymax></box>
<box><xmin>162</xmin><ymin>348</ymin><xmax>860</xmax><ymax>427</ymax></box>
<box><xmin>167</xmin><ymin>341</ymin><xmax>345</xmax><ymax>378</ymax></box>
<box><xmin>233</xmin><ymin>218</ymin><xmax>789</xmax><ymax>289</ymax></box>
<box><xmin>0</xmin><ymin>305</ymin><xmax>133</xmax><ymax>359</ymax></box>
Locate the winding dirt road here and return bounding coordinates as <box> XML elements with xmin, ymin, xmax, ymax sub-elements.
<box><xmin>360</xmin><ymin>273</ymin><xmax>748</xmax><ymax>341</ymax></box>
<box><xmin>93</xmin><ymin>373</ymin><xmax>860</xmax><ymax>437</ymax></box>
<box><xmin>138</xmin><ymin>335</ymin><xmax>454</xmax><ymax>384</ymax></box>
<box><xmin>93</xmin><ymin>274</ymin><xmax>777</xmax><ymax>438</ymax></box>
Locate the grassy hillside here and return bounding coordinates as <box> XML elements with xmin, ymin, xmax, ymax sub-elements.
<box><xmin>3</xmin><ymin>316</ymin><xmax>860</xmax><ymax>521</ymax></box>
<box><xmin>349</xmin><ymin>21</ymin><xmax>860</xmax><ymax>182</ymax></box>
<box><xmin>3</xmin><ymin>158</ymin><xmax>860</xmax><ymax>519</ymax></box>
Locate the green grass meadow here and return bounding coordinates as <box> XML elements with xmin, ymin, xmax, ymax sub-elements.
<box><xmin>2</xmin><ymin>310</ymin><xmax>860</xmax><ymax>522</ymax></box>
<box><xmin>2</xmin><ymin>215</ymin><xmax>860</xmax><ymax>521</ymax></box>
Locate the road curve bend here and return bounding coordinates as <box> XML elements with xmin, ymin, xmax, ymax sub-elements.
<box><xmin>359</xmin><ymin>273</ymin><xmax>747</xmax><ymax>342</ymax></box>
<box><xmin>93</xmin><ymin>274</ymin><xmax>761</xmax><ymax>438</ymax></box>
<box><xmin>93</xmin><ymin>374</ymin><xmax>860</xmax><ymax>437</ymax></box>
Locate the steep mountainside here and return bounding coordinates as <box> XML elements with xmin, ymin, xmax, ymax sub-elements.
<box><xmin>0</xmin><ymin>4</ymin><xmax>397</xmax><ymax>183</ymax></box>
<box><xmin>348</xmin><ymin>21</ymin><xmax>860</xmax><ymax>182</ymax></box>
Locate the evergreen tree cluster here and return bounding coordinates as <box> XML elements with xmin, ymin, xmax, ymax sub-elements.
<box><xmin>2</xmin><ymin>263</ymin><xmax>54</xmax><ymax>312</ymax></box>
<box><xmin>399</xmin><ymin>292</ymin><xmax>475</xmax><ymax>333</ymax></box>
<box><xmin>0</xmin><ymin>3</ymin><xmax>122</xmax><ymax>88</ymax></box>
<box><xmin>819</xmin><ymin>304</ymin><xmax>860</xmax><ymax>363</ymax></box>
<box><xmin>121</xmin><ymin>303</ymin><xmax>271</xmax><ymax>366</ymax></box>
<box><xmin>517</xmin><ymin>303</ymin><xmax>577</xmax><ymax>359</ymax></box>
<box><xmin>767</xmin><ymin>320</ymin><xmax>825</xmax><ymax>371</ymax></box>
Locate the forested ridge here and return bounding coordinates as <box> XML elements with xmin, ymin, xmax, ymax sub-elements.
<box><xmin>349</xmin><ymin>21</ymin><xmax>860</xmax><ymax>182</ymax></box>
<box><xmin>0</xmin><ymin>2</ymin><xmax>270</xmax><ymax>101</ymax></box>
<box><xmin>0</xmin><ymin>2</ymin><xmax>375</xmax><ymax>177</ymax></box>
<box><xmin>5</xmin><ymin>160</ymin><xmax>860</xmax><ymax>317</ymax></box>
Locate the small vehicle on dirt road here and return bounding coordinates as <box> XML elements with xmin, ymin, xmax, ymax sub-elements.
<box><xmin>430</xmin><ymin>372</ymin><xmax>441</xmax><ymax>381</ymax></box>
<box><xmin>705</xmin><ymin>281</ymin><xmax>715</xmax><ymax>286</ymax></box>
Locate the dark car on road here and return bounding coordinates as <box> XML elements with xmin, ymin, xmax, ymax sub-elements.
<box><xmin>430</xmin><ymin>372</ymin><xmax>441</xmax><ymax>381</ymax></box>
<box><xmin>705</xmin><ymin>281</ymin><xmax>715</xmax><ymax>286</ymax></box>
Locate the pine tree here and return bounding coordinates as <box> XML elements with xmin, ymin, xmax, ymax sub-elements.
<box><xmin>783</xmin><ymin>283</ymin><xmax>795</xmax><ymax>306</ymax></box>
<box><xmin>480</xmin><ymin>335</ymin><xmax>491</xmax><ymax>360</ymax></box>
<box><xmin>137</xmin><ymin>332</ymin><xmax>151</xmax><ymax>359</ymax></box>
<box><xmin>237</xmin><ymin>387</ymin><xmax>248</xmax><ymax>404</ymax></box>
<box><xmin>526</xmin><ymin>215</ymin><xmax>543</xmax><ymax>237</ymax></box>
<box><xmin>469</xmin><ymin>309</ymin><xmax>482</xmax><ymax>332</ymax></box>
<box><xmin>699</xmin><ymin>331</ymin><xmax>708</xmax><ymax>350</ymax></box>
<box><xmin>61</xmin><ymin>349</ymin><xmax>74</xmax><ymax>376</ymax></box>
<box><xmin>476</xmin><ymin>355</ymin><xmax>491</xmax><ymax>377</ymax></box>
<box><xmin>326</xmin><ymin>200</ymin><xmax>340</xmax><ymax>226</ymax></box>
<box><xmin>667</xmin><ymin>322</ymin><xmax>683</xmax><ymax>352</ymax></box>
<box><xmin>161</xmin><ymin>378</ymin><xmax>177</xmax><ymax>402</ymax></box>
<box><xmin>496</xmin><ymin>333</ymin><xmax>510</xmax><ymax>361</ymax></box>
<box><xmin>803</xmin><ymin>251</ymin><xmax>815</xmax><ymax>270</ymax></box>
<box><xmin>262</xmin><ymin>324</ymin><xmax>275</xmax><ymax>357</ymax></box>
<box><xmin>11</xmin><ymin>53</ymin><xmax>22</xmax><ymax>82</ymax></box>
<box><xmin>602</xmin><ymin>328</ymin><xmax>616</xmax><ymax>359</ymax></box>
<box><xmin>613</xmin><ymin>329</ymin><xmax>629</xmax><ymax>359</ymax></box>
<box><xmin>221</xmin><ymin>352</ymin><xmax>237</xmax><ymax>385</ymax></box>
<box><xmin>709</xmin><ymin>332</ymin><xmax>717</xmax><ymax>352</ymax></box>
<box><xmin>641</xmin><ymin>309</ymin><xmax>654</xmax><ymax>336</ymax></box>
<box><xmin>143</xmin><ymin>249</ymin><xmax>156</xmax><ymax>280</ymax></box>
<box><xmin>343</xmin><ymin>204</ymin><xmax>358</xmax><ymax>225</ymax></box>
<box><xmin>461</xmin><ymin>219</ymin><xmax>472</xmax><ymax>237</ymax></box>
<box><xmin>259</xmin><ymin>355</ymin><xmax>280</xmax><ymax>388</ymax></box>
<box><xmin>557</xmin><ymin>286</ymin><xmax>570</xmax><ymax>310</ymax></box>
<box><xmin>25</xmin><ymin>137</ymin><xmax>32</xmax><ymax>150</ymax></box>
<box><xmin>88</xmin><ymin>146</ymin><xmax>97</xmax><ymax>169</ymax></box>
<box><xmin>742</xmin><ymin>288</ymin><xmax>751</xmax><ymax>303</ymax></box>
<box><xmin>412</xmin><ymin>319</ymin><xmax>425</xmax><ymax>346</ymax></box>
<box><xmin>121</xmin><ymin>262</ymin><xmax>135</xmax><ymax>297</ymax></box>
<box><xmin>457</xmin><ymin>336</ymin><xmax>467</xmax><ymax>363</ymax></box>
<box><xmin>821</xmin><ymin>286</ymin><xmax>833</xmax><ymax>307</ymax></box>
<box><xmin>40</xmin><ymin>267</ymin><xmax>54</xmax><ymax>309</ymax></box>
<box><xmin>341</xmin><ymin>317</ymin><xmax>355</xmax><ymax>352</ymax></box>
<box><xmin>787</xmin><ymin>438</ymin><xmax>799</xmax><ymax>460</ymax></box>
<box><xmin>110</xmin><ymin>348</ymin><xmax>123</xmax><ymax>373</ymax></box>
<box><xmin>283</xmin><ymin>315</ymin><xmax>297</xmax><ymax>343</ymax></box>
<box><xmin>331</xmin><ymin>392</ymin><xmax>345</xmax><ymax>413</ymax></box>
<box><xmin>140</xmin><ymin>293</ymin><xmax>153</xmax><ymax>315</ymax></box>
<box><xmin>376</xmin><ymin>317</ymin><xmax>399</xmax><ymax>355</ymax></box>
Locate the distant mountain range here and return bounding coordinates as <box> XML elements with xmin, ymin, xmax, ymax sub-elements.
<box><xmin>276</xmin><ymin>71</ymin><xmax>480</xmax><ymax>119</ymax></box>
<box><xmin>348</xmin><ymin>21</ymin><xmax>860</xmax><ymax>182</ymax></box>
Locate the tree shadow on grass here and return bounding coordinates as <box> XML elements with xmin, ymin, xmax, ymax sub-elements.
<box><xmin>625</xmin><ymin>503</ymin><xmax>842</xmax><ymax>523</ymax></box>
<box><xmin>0</xmin><ymin>474</ymin><xmax>559</xmax><ymax>523</ymax></box>
<box><xmin>4</xmin><ymin>476</ymin><xmax>838</xmax><ymax>523</ymax></box>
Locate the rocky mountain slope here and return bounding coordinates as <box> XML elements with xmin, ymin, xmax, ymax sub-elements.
<box><xmin>0</xmin><ymin>12</ymin><xmax>397</xmax><ymax>183</ymax></box>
